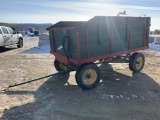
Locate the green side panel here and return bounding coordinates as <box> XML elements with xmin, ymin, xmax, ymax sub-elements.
<box><xmin>69</xmin><ymin>30</ymin><xmax>77</xmax><ymax>59</ymax></box>
<box><xmin>112</xmin><ymin>27</ymin><xmax>128</xmax><ymax>53</ymax></box>
<box><xmin>128</xmin><ymin>17</ymin><xmax>149</xmax><ymax>48</ymax></box>
<box><xmin>146</xmin><ymin>17</ymin><xmax>151</xmax><ymax>46</ymax></box>
<box><xmin>79</xmin><ymin>30</ymin><xmax>87</xmax><ymax>59</ymax></box>
<box><xmin>49</xmin><ymin>16</ymin><xmax>151</xmax><ymax>61</ymax></box>
<box><xmin>108</xmin><ymin>17</ymin><xmax>127</xmax><ymax>27</ymax></box>
<box><xmin>54</xmin><ymin>30</ymin><xmax>66</xmax><ymax>55</ymax></box>
<box><xmin>88</xmin><ymin>28</ymin><xmax>110</xmax><ymax>58</ymax></box>
<box><xmin>130</xmin><ymin>26</ymin><xmax>144</xmax><ymax>49</ymax></box>
<box><xmin>128</xmin><ymin>17</ymin><xmax>147</xmax><ymax>27</ymax></box>
<box><xmin>51</xmin><ymin>29</ymin><xmax>77</xmax><ymax>59</ymax></box>
<box><xmin>49</xmin><ymin>30</ymin><xmax>54</xmax><ymax>51</ymax></box>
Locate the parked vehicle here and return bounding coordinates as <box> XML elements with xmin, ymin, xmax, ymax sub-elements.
<box><xmin>48</xmin><ymin>16</ymin><xmax>151</xmax><ymax>90</ymax></box>
<box><xmin>29</xmin><ymin>27</ymin><xmax>39</xmax><ymax>36</ymax></box>
<box><xmin>0</xmin><ymin>26</ymin><xmax>23</xmax><ymax>48</ymax></box>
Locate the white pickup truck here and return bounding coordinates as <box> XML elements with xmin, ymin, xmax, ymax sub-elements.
<box><xmin>0</xmin><ymin>26</ymin><xmax>23</xmax><ymax>48</ymax></box>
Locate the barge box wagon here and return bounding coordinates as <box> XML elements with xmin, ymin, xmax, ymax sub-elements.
<box><xmin>48</xmin><ymin>16</ymin><xmax>151</xmax><ymax>90</ymax></box>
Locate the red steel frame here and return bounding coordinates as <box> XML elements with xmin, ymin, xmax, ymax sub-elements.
<box><xmin>50</xmin><ymin>26</ymin><xmax>149</xmax><ymax>66</ymax></box>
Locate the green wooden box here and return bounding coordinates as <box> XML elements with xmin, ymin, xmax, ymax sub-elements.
<box><xmin>48</xmin><ymin>16</ymin><xmax>150</xmax><ymax>61</ymax></box>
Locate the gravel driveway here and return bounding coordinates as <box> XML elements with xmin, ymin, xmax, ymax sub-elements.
<box><xmin>0</xmin><ymin>37</ymin><xmax>160</xmax><ymax>120</ymax></box>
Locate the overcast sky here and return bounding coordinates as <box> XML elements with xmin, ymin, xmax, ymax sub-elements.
<box><xmin>0</xmin><ymin>0</ymin><xmax>160</xmax><ymax>30</ymax></box>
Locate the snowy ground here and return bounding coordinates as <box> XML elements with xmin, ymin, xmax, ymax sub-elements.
<box><xmin>20</xmin><ymin>36</ymin><xmax>50</xmax><ymax>54</ymax></box>
<box><xmin>149</xmin><ymin>35</ymin><xmax>160</xmax><ymax>50</ymax></box>
<box><xmin>21</xmin><ymin>44</ymin><xmax>50</xmax><ymax>54</ymax></box>
<box><xmin>149</xmin><ymin>43</ymin><xmax>160</xmax><ymax>50</ymax></box>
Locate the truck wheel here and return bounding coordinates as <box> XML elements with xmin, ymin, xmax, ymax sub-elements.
<box><xmin>54</xmin><ymin>60</ymin><xmax>67</xmax><ymax>71</ymax></box>
<box><xmin>17</xmin><ymin>39</ymin><xmax>23</xmax><ymax>48</ymax></box>
<box><xmin>129</xmin><ymin>53</ymin><xmax>145</xmax><ymax>73</ymax></box>
<box><xmin>76</xmin><ymin>63</ymin><xmax>101</xmax><ymax>90</ymax></box>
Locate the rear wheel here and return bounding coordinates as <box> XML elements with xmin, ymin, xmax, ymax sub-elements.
<box><xmin>54</xmin><ymin>60</ymin><xmax>67</xmax><ymax>71</ymax></box>
<box><xmin>76</xmin><ymin>63</ymin><xmax>101</xmax><ymax>90</ymax></box>
<box><xmin>17</xmin><ymin>38</ymin><xmax>23</xmax><ymax>48</ymax></box>
<box><xmin>129</xmin><ymin>52</ymin><xmax>138</xmax><ymax>71</ymax></box>
<box><xmin>129</xmin><ymin>53</ymin><xmax>145</xmax><ymax>73</ymax></box>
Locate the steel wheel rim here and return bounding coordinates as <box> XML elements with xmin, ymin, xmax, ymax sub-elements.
<box><xmin>59</xmin><ymin>63</ymin><xmax>67</xmax><ymax>70</ymax></box>
<box><xmin>136</xmin><ymin>57</ymin><xmax>143</xmax><ymax>69</ymax></box>
<box><xmin>82</xmin><ymin>69</ymin><xmax>97</xmax><ymax>85</ymax></box>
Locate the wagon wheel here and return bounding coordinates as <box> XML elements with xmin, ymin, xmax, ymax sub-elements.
<box><xmin>75</xmin><ymin>63</ymin><xmax>88</xmax><ymax>88</ymax></box>
<box><xmin>129</xmin><ymin>52</ymin><xmax>139</xmax><ymax>71</ymax></box>
<box><xmin>75</xmin><ymin>63</ymin><xmax>101</xmax><ymax>90</ymax></box>
<box><xmin>129</xmin><ymin>53</ymin><xmax>145</xmax><ymax>73</ymax></box>
<box><xmin>54</xmin><ymin>60</ymin><xmax>67</xmax><ymax>71</ymax></box>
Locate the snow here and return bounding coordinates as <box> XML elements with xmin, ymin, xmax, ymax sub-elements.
<box><xmin>149</xmin><ymin>35</ymin><xmax>160</xmax><ymax>50</ymax></box>
<box><xmin>149</xmin><ymin>43</ymin><xmax>160</xmax><ymax>50</ymax></box>
<box><xmin>99</xmin><ymin>94</ymin><xmax>146</xmax><ymax>100</ymax></box>
<box><xmin>22</xmin><ymin>44</ymin><xmax>50</xmax><ymax>54</ymax></box>
<box><xmin>99</xmin><ymin>94</ymin><xmax>124</xmax><ymax>100</ymax></box>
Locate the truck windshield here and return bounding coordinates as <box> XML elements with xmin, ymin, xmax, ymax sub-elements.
<box><xmin>0</xmin><ymin>29</ymin><xmax>2</xmax><ymax>34</ymax></box>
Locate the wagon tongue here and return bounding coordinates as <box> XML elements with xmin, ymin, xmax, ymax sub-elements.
<box><xmin>0</xmin><ymin>71</ymin><xmax>70</xmax><ymax>92</ymax></box>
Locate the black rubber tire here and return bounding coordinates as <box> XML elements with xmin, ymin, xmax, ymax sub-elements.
<box><xmin>75</xmin><ymin>63</ymin><xmax>89</xmax><ymax>88</ymax></box>
<box><xmin>54</xmin><ymin>60</ymin><xmax>67</xmax><ymax>71</ymax></box>
<box><xmin>129</xmin><ymin>53</ymin><xmax>145</xmax><ymax>73</ymax></box>
<box><xmin>17</xmin><ymin>39</ymin><xmax>23</xmax><ymax>48</ymax></box>
<box><xmin>0</xmin><ymin>46</ymin><xmax>5</xmax><ymax>49</ymax></box>
<box><xmin>76</xmin><ymin>63</ymin><xmax>101</xmax><ymax>90</ymax></box>
<box><xmin>129</xmin><ymin>52</ymin><xmax>139</xmax><ymax>71</ymax></box>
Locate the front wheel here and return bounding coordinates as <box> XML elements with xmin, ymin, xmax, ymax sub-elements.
<box><xmin>17</xmin><ymin>39</ymin><xmax>23</xmax><ymax>48</ymax></box>
<box><xmin>76</xmin><ymin>63</ymin><xmax>101</xmax><ymax>90</ymax></box>
<box><xmin>129</xmin><ymin>53</ymin><xmax>145</xmax><ymax>73</ymax></box>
